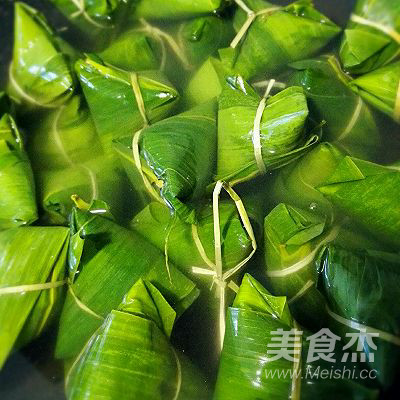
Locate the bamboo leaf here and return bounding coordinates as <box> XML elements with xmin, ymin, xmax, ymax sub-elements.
<box><xmin>56</xmin><ymin>204</ymin><xmax>199</xmax><ymax>360</ymax></box>
<box><xmin>7</xmin><ymin>2</ymin><xmax>76</xmax><ymax>111</ymax></box>
<box><xmin>0</xmin><ymin>114</ymin><xmax>37</xmax><ymax>229</ymax></box>
<box><xmin>66</xmin><ymin>280</ymin><xmax>210</xmax><ymax>400</ymax></box>
<box><xmin>0</xmin><ymin>226</ymin><xmax>69</xmax><ymax>368</ymax></box>
<box><xmin>340</xmin><ymin>0</ymin><xmax>400</xmax><ymax>74</ymax></box>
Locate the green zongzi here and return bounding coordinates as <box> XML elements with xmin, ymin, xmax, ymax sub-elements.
<box><xmin>55</xmin><ymin>200</ymin><xmax>198</xmax><ymax>359</ymax></box>
<box><xmin>66</xmin><ymin>279</ymin><xmax>210</xmax><ymax>400</ymax></box>
<box><xmin>340</xmin><ymin>0</ymin><xmax>400</xmax><ymax>74</ymax></box>
<box><xmin>217</xmin><ymin>75</ymin><xmax>318</xmax><ymax>185</ymax></box>
<box><xmin>7</xmin><ymin>3</ymin><xmax>76</xmax><ymax>111</ymax></box>
<box><xmin>224</xmin><ymin>0</ymin><xmax>340</xmax><ymax>79</ymax></box>
<box><xmin>349</xmin><ymin>61</ymin><xmax>400</xmax><ymax>123</ymax></box>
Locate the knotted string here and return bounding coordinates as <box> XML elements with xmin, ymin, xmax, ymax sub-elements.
<box><xmin>253</xmin><ymin>78</ymin><xmax>276</xmax><ymax>174</ymax></box>
<box><xmin>70</xmin><ymin>0</ymin><xmax>112</xmax><ymax>29</ymax></box>
<box><xmin>137</xmin><ymin>19</ymin><xmax>191</xmax><ymax>71</ymax></box>
<box><xmin>230</xmin><ymin>0</ymin><xmax>281</xmax><ymax>49</ymax></box>
<box><xmin>0</xmin><ymin>279</ymin><xmax>67</xmax><ymax>295</ymax></box>
<box><xmin>192</xmin><ymin>180</ymin><xmax>257</xmax><ymax>350</ymax></box>
<box><xmin>350</xmin><ymin>14</ymin><xmax>400</xmax><ymax>44</ymax></box>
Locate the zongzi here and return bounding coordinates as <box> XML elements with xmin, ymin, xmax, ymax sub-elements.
<box><xmin>7</xmin><ymin>3</ymin><xmax>76</xmax><ymax>111</ymax></box>
<box><xmin>76</xmin><ymin>58</ymin><xmax>179</xmax><ymax>154</ymax></box>
<box><xmin>217</xmin><ymin>75</ymin><xmax>317</xmax><ymax>185</ymax></box>
<box><xmin>340</xmin><ymin>0</ymin><xmax>400</xmax><ymax>74</ymax></box>
<box><xmin>55</xmin><ymin>200</ymin><xmax>198</xmax><ymax>359</ymax></box>
<box><xmin>224</xmin><ymin>0</ymin><xmax>340</xmax><ymax>79</ymax></box>
<box><xmin>66</xmin><ymin>279</ymin><xmax>210</xmax><ymax>400</ymax></box>
<box><xmin>115</xmin><ymin>101</ymin><xmax>217</xmax><ymax>223</ymax></box>
<box><xmin>349</xmin><ymin>61</ymin><xmax>400</xmax><ymax>123</ymax></box>
<box><xmin>288</xmin><ymin>55</ymin><xmax>382</xmax><ymax>160</ymax></box>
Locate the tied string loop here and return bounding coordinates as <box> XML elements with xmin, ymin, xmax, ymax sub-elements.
<box><xmin>192</xmin><ymin>180</ymin><xmax>257</xmax><ymax>350</ymax></box>
<box><xmin>70</xmin><ymin>0</ymin><xmax>112</xmax><ymax>29</ymax></box>
<box><xmin>68</xmin><ymin>284</ymin><xmax>103</xmax><ymax>321</ymax></box>
<box><xmin>231</xmin><ymin>0</ymin><xmax>281</xmax><ymax>49</ymax></box>
<box><xmin>137</xmin><ymin>19</ymin><xmax>191</xmax><ymax>71</ymax></box>
<box><xmin>131</xmin><ymin>72</ymin><xmax>164</xmax><ymax>203</ymax></box>
<box><xmin>253</xmin><ymin>78</ymin><xmax>276</xmax><ymax>174</ymax></box>
<box><xmin>0</xmin><ymin>279</ymin><xmax>67</xmax><ymax>295</ymax></box>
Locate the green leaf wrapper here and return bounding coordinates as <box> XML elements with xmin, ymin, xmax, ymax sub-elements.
<box><xmin>214</xmin><ymin>274</ymin><xmax>379</xmax><ymax>400</ymax></box>
<box><xmin>28</xmin><ymin>96</ymin><xmax>134</xmax><ymax>225</ymax></box>
<box><xmin>0</xmin><ymin>114</ymin><xmax>37</xmax><ymax>229</ymax></box>
<box><xmin>131</xmin><ymin>0</ymin><xmax>226</xmax><ymax>21</ymax></box>
<box><xmin>0</xmin><ymin>227</ymin><xmax>69</xmax><ymax>368</ymax></box>
<box><xmin>269</xmin><ymin>143</ymin><xmax>346</xmax><ymax>219</ymax></box>
<box><xmin>349</xmin><ymin>61</ymin><xmax>400</xmax><ymax>124</ymax></box>
<box><xmin>7</xmin><ymin>3</ymin><xmax>76</xmax><ymax>111</ymax></box>
<box><xmin>66</xmin><ymin>279</ymin><xmax>210</xmax><ymax>400</ymax></box>
<box><xmin>130</xmin><ymin>200</ymin><xmax>253</xmax><ymax>368</ymax></box>
<box><xmin>317</xmin><ymin>245</ymin><xmax>400</xmax><ymax>387</ymax></box>
<box><xmin>49</xmin><ymin>0</ymin><xmax>130</xmax><ymax>51</ymax></box>
<box><xmin>115</xmin><ymin>101</ymin><xmax>217</xmax><ymax>223</ymax></box>
<box><xmin>217</xmin><ymin>75</ymin><xmax>317</xmax><ymax>185</ymax></box>
<box><xmin>317</xmin><ymin>155</ymin><xmax>400</xmax><ymax>249</ymax></box>
<box><xmin>288</xmin><ymin>55</ymin><xmax>382</xmax><ymax>160</ymax></box>
<box><xmin>225</xmin><ymin>0</ymin><xmax>340</xmax><ymax>79</ymax></box>
<box><xmin>76</xmin><ymin>58</ymin><xmax>180</xmax><ymax>154</ymax></box>
<box><xmin>263</xmin><ymin>203</ymin><xmax>388</xmax><ymax>330</ymax></box>
<box><xmin>340</xmin><ymin>0</ymin><xmax>400</xmax><ymax>74</ymax></box>
<box><xmin>55</xmin><ymin>203</ymin><xmax>199</xmax><ymax>360</ymax></box>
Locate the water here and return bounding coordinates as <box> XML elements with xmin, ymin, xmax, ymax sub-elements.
<box><xmin>0</xmin><ymin>0</ymin><xmax>399</xmax><ymax>399</ymax></box>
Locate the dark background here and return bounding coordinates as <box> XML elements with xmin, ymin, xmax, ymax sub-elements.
<box><xmin>2</xmin><ymin>1</ymin><xmax>397</xmax><ymax>400</ymax></box>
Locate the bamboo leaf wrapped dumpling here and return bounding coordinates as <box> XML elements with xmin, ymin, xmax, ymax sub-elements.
<box><xmin>217</xmin><ymin>76</ymin><xmax>318</xmax><ymax>185</ymax></box>
<box><xmin>99</xmin><ymin>16</ymin><xmax>233</xmax><ymax>74</ymax></box>
<box><xmin>317</xmin><ymin>156</ymin><xmax>400</xmax><ymax>249</ymax></box>
<box><xmin>66</xmin><ymin>279</ymin><xmax>210</xmax><ymax>400</ymax></box>
<box><xmin>76</xmin><ymin>58</ymin><xmax>179</xmax><ymax>153</ymax></box>
<box><xmin>263</xmin><ymin>203</ymin><xmax>387</xmax><ymax>330</ymax></box>
<box><xmin>55</xmin><ymin>200</ymin><xmax>199</xmax><ymax>359</ymax></box>
<box><xmin>0</xmin><ymin>227</ymin><xmax>69</xmax><ymax>368</ymax></box>
<box><xmin>288</xmin><ymin>55</ymin><xmax>382</xmax><ymax>160</ymax></box>
<box><xmin>28</xmin><ymin>96</ymin><xmax>133</xmax><ymax>224</ymax></box>
<box><xmin>48</xmin><ymin>0</ymin><xmax>130</xmax><ymax>51</ymax></box>
<box><xmin>269</xmin><ymin>143</ymin><xmax>347</xmax><ymax>219</ymax></box>
<box><xmin>317</xmin><ymin>245</ymin><xmax>400</xmax><ymax>387</ymax></box>
<box><xmin>214</xmin><ymin>274</ymin><xmax>379</xmax><ymax>400</ymax></box>
<box><xmin>0</xmin><ymin>114</ymin><xmax>37</xmax><ymax>229</ymax></box>
<box><xmin>131</xmin><ymin>0</ymin><xmax>226</xmax><ymax>20</ymax></box>
<box><xmin>7</xmin><ymin>3</ymin><xmax>76</xmax><ymax>111</ymax></box>
<box><xmin>224</xmin><ymin>0</ymin><xmax>340</xmax><ymax>80</ymax></box>
<box><xmin>115</xmin><ymin>101</ymin><xmax>217</xmax><ymax>223</ymax></box>
<box><xmin>349</xmin><ymin>61</ymin><xmax>400</xmax><ymax>123</ymax></box>
<box><xmin>340</xmin><ymin>0</ymin><xmax>400</xmax><ymax>74</ymax></box>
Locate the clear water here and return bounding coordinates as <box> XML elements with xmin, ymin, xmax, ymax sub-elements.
<box><xmin>0</xmin><ymin>0</ymin><xmax>399</xmax><ymax>399</ymax></box>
